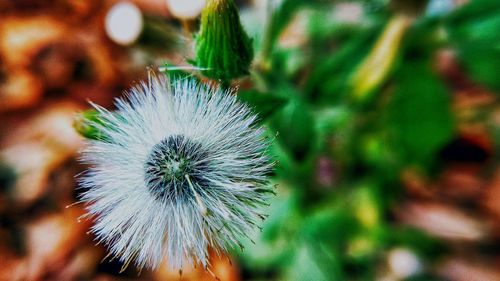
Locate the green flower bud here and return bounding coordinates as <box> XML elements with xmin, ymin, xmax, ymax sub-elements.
<box><xmin>194</xmin><ymin>0</ymin><xmax>254</xmax><ymax>83</ymax></box>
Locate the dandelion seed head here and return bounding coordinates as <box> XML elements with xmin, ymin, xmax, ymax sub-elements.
<box><xmin>79</xmin><ymin>76</ymin><xmax>272</xmax><ymax>270</ymax></box>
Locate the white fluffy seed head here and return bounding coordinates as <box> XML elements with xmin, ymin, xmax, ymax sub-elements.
<box><xmin>78</xmin><ymin>75</ymin><xmax>273</xmax><ymax>271</ymax></box>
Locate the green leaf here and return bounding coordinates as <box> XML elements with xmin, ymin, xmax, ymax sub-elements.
<box><xmin>305</xmin><ymin>24</ymin><xmax>381</xmax><ymax>104</ymax></box>
<box><xmin>235</xmin><ymin>189</ymin><xmax>299</xmax><ymax>270</ymax></box>
<box><xmin>260</xmin><ymin>0</ymin><xmax>307</xmax><ymax>59</ymax></box>
<box><xmin>238</xmin><ymin>90</ymin><xmax>288</xmax><ymax>121</ymax></box>
<box><xmin>301</xmin><ymin>205</ymin><xmax>356</xmax><ymax>247</ymax></box>
<box><xmin>457</xmin><ymin>45</ymin><xmax>500</xmax><ymax>92</ymax></box>
<box><xmin>351</xmin><ymin>185</ymin><xmax>380</xmax><ymax>230</ymax></box>
<box><xmin>314</xmin><ymin>106</ymin><xmax>351</xmax><ymax>141</ymax></box>
<box><xmin>270</xmin><ymin>48</ymin><xmax>307</xmax><ymax>79</ymax></box>
<box><xmin>446</xmin><ymin>0</ymin><xmax>500</xmax><ymax>31</ymax></box>
<box><xmin>386</xmin><ymin>62</ymin><xmax>455</xmax><ymax>164</ymax></box>
<box><xmin>269</xmin><ymin>95</ymin><xmax>316</xmax><ymax>161</ymax></box>
<box><xmin>349</xmin><ymin>15</ymin><xmax>411</xmax><ymax>103</ymax></box>
<box><xmin>284</xmin><ymin>245</ymin><xmax>331</xmax><ymax>281</ymax></box>
<box><xmin>445</xmin><ymin>0</ymin><xmax>500</xmax><ymax>91</ymax></box>
<box><xmin>390</xmin><ymin>227</ymin><xmax>446</xmax><ymax>260</ymax></box>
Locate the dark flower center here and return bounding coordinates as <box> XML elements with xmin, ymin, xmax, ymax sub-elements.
<box><xmin>144</xmin><ymin>135</ymin><xmax>210</xmax><ymax>201</ymax></box>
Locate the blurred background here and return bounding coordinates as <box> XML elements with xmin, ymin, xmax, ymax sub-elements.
<box><xmin>0</xmin><ymin>0</ymin><xmax>499</xmax><ymax>280</ymax></box>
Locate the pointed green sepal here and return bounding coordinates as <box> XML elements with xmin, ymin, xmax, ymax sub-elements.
<box><xmin>194</xmin><ymin>0</ymin><xmax>254</xmax><ymax>82</ymax></box>
<box><xmin>73</xmin><ymin>109</ymin><xmax>109</xmax><ymax>141</ymax></box>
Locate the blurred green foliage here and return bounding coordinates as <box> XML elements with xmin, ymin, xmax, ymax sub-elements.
<box><xmin>230</xmin><ymin>0</ymin><xmax>497</xmax><ymax>280</ymax></box>
<box><xmin>386</xmin><ymin>62</ymin><xmax>454</xmax><ymax>165</ymax></box>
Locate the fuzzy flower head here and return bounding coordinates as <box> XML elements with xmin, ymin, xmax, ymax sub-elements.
<box><xmin>79</xmin><ymin>76</ymin><xmax>272</xmax><ymax>270</ymax></box>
